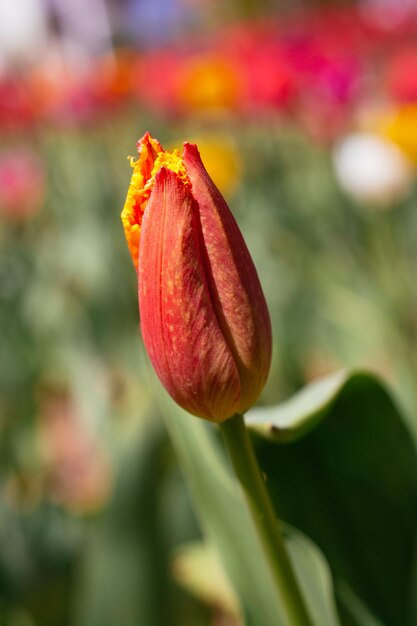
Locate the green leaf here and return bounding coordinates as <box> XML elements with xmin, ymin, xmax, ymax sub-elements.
<box><xmin>73</xmin><ymin>413</ymin><xmax>170</xmax><ymax>626</ymax></box>
<box><xmin>284</xmin><ymin>525</ymin><xmax>340</xmax><ymax>626</ymax></box>
<box><xmin>160</xmin><ymin>393</ymin><xmax>342</xmax><ymax>626</ymax></box>
<box><xmin>247</xmin><ymin>369</ymin><xmax>349</xmax><ymax>443</ymax></box>
<box><xmin>246</xmin><ymin>370</ymin><xmax>417</xmax><ymax>626</ymax></box>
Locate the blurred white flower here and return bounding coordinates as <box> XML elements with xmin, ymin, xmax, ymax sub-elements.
<box><xmin>332</xmin><ymin>132</ymin><xmax>414</xmax><ymax>207</ymax></box>
<box><xmin>0</xmin><ymin>0</ymin><xmax>47</xmax><ymax>66</ymax></box>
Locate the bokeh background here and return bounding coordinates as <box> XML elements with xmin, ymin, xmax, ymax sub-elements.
<box><xmin>2</xmin><ymin>0</ymin><xmax>417</xmax><ymax>624</ymax></box>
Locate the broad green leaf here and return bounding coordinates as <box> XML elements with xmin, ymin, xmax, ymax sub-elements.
<box><xmin>160</xmin><ymin>392</ymin><xmax>342</xmax><ymax>626</ymax></box>
<box><xmin>246</xmin><ymin>370</ymin><xmax>417</xmax><ymax>626</ymax></box>
<box><xmin>247</xmin><ymin>370</ymin><xmax>349</xmax><ymax>443</ymax></box>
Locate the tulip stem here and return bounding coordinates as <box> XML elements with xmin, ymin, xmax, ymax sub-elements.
<box><xmin>220</xmin><ymin>413</ymin><xmax>314</xmax><ymax>626</ymax></box>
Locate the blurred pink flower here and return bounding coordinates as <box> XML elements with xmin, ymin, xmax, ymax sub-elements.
<box><xmin>235</xmin><ymin>41</ymin><xmax>296</xmax><ymax>112</ymax></box>
<box><xmin>30</xmin><ymin>62</ymin><xmax>98</xmax><ymax>127</ymax></box>
<box><xmin>39</xmin><ymin>390</ymin><xmax>111</xmax><ymax>514</ymax></box>
<box><xmin>360</xmin><ymin>0</ymin><xmax>417</xmax><ymax>34</ymax></box>
<box><xmin>0</xmin><ymin>149</ymin><xmax>45</xmax><ymax>222</ymax></box>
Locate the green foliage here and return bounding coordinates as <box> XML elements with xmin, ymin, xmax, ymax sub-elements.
<box><xmin>247</xmin><ymin>371</ymin><xmax>417</xmax><ymax>626</ymax></box>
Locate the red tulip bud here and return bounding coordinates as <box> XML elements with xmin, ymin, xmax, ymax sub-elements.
<box><xmin>121</xmin><ymin>132</ymin><xmax>271</xmax><ymax>422</ymax></box>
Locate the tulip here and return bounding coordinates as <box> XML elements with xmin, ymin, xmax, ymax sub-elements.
<box><xmin>121</xmin><ymin>132</ymin><xmax>271</xmax><ymax>422</ymax></box>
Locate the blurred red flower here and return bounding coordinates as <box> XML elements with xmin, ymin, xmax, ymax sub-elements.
<box><xmin>134</xmin><ymin>49</ymin><xmax>186</xmax><ymax>115</ymax></box>
<box><xmin>0</xmin><ymin>76</ymin><xmax>36</xmax><ymax>131</ymax></box>
<box><xmin>385</xmin><ymin>47</ymin><xmax>417</xmax><ymax>103</ymax></box>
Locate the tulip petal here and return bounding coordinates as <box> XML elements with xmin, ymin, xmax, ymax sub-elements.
<box><xmin>121</xmin><ymin>132</ymin><xmax>163</xmax><ymax>270</ymax></box>
<box><xmin>182</xmin><ymin>143</ymin><xmax>272</xmax><ymax>413</ymax></box>
<box><xmin>138</xmin><ymin>167</ymin><xmax>241</xmax><ymax>422</ymax></box>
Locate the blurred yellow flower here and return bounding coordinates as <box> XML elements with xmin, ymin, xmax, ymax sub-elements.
<box><xmin>176</xmin><ymin>56</ymin><xmax>241</xmax><ymax>114</ymax></box>
<box><xmin>379</xmin><ymin>105</ymin><xmax>417</xmax><ymax>163</ymax></box>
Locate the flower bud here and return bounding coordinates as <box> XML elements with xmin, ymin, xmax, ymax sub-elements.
<box><xmin>121</xmin><ymin>132</ymin><xmax>271</xmax><ymax>422</ymax></box>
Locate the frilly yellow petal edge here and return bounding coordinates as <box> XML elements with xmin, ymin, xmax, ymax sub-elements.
<box><xmin>121</xmin><ymin>132</ymin><xmax>190</xmax><ymax>270</ymax></box>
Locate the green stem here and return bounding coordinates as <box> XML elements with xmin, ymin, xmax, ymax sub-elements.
<box><xmin>220</xmin><ymin>414</ymin><xmax>314</xmax><ymax>626</ymax></box>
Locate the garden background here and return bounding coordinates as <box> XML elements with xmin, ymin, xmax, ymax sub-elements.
<box><xmin>2</xmin><ymin>0</ymin><xmax>417</xmax><ymax>624</ymax></box>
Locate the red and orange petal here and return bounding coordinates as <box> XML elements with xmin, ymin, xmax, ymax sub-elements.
<box><xmin>182</xmin><ymin>142</ymin><xmax>272</xmax><ymax>414</ymax></box>
<box><xmin>121</xmin><ymin>132</ymin><xmax>190</xmax><ymax>270</ymax></box>
<box><xmin>138</xmin><ymin>167</ymin><xmax>242</xmax><ymax>421</ymax></box>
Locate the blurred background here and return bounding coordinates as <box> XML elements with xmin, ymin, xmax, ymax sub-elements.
<box><xmin>2</xmin><ymin>0</ymin><xmax>417</xmax><ymax>624</ymax></box>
